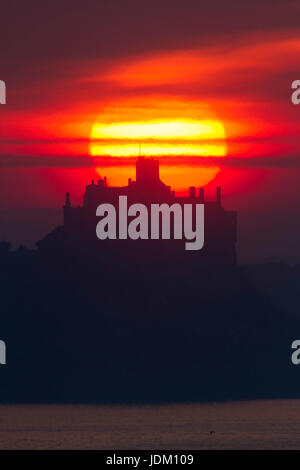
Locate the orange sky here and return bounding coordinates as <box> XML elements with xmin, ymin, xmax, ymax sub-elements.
<box><xmin>1</xmin><ymin>14</ymin><xmax>300</xmax><ymax>207</ymax></box>
<box><xmin>2</xmin><ymin>1</ymin><xmax>300</xmax><ymax>261</ymax></box>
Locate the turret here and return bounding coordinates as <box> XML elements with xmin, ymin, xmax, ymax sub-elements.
<box><xmin>64</xmin><ymin>192</ymin><xmax>71</xmax><ymax>208</ymax></box>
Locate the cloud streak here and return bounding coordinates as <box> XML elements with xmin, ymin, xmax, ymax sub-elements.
<box><xmin>1</xmin><ymin>154</ymin><xmax>300</xmax><ymax>170</ymax></box>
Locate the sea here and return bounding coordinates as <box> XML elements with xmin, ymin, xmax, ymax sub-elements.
<box><xmin>0</xmin><ymin>400</ymin><xmax>300</xmax><ymax>450</ymax></box>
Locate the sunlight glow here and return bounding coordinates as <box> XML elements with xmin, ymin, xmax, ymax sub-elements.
<box><xmin>91</xmin><ymin>120</ymin><xmax>225</xmax><ymax>140</ymax></box>
<box><xmin>91</xmin><ymin>143</ymin><xmax>226</xmax><ymax>157</ymax></box>
<box><xmin>90</xmin><ymin>119</ymin><xmax>227</xmax><ymax>157</ymax></box>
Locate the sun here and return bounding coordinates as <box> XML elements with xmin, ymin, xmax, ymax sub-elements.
<box><xmin>88</xmin><ymin>97</ymin><xmax>227</xmax><ymax>190</ymax></box>
<box><xmin>90</xmin><ymin>119</ymin><xmax>227</xmax><ymax>157</ymax></box>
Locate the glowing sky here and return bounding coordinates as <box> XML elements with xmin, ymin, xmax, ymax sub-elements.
<box><xmin>1</xmin><ymin>1</ymin><xmax>300</xmax><ymax>208</ymax></box>
<box><xmin>2</xmin><ymin>0</ymin><xmax>300</xmax><ymax>260</ymax></box>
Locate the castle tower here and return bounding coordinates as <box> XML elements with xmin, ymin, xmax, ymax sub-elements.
<box><xmin>136</xmin><ymin>157</ymin><xmax>159</xmax><ymax>185</ymax></box>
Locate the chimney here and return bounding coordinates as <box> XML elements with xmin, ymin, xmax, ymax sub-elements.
<box><xmin>189</xmin><ymin>186</ymin><xmax>196</xmax><ymax>198</ymax></box>
<box><xmin>199</xmin><ymin>187</ymin><xmax>204</xmax><ymax>203</ymax></box>
<box><xmin>104</xmin><ymin>176</ymin><xmax>107</xmax><ymax>188</ymax></box>
<box><xmin>216</xmin><ymin>186</ymin><xmax>221</xmax><ymax>205</ymax></box>
<box><xmin>128</xmin><ymin>178</ymin><xmax>132</xmax><ymax>185</ymax></box>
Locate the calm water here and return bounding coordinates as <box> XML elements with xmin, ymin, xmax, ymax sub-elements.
<box><xmin>0</xmin><ymin>400</ymin><xmax>300</xmax><ymax>449</ymax></box>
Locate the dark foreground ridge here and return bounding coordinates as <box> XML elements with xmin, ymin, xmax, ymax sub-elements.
<box><xmin>0</xmin><ymin>159</ymin><xmax>299</xmax><ymax>403</ymax></box>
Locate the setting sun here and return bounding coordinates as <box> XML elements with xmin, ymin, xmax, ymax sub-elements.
<box><xmin>90</xmin><ymin>113</ymin><xmax>227</xmax><ymax>190</ymax></box>
<box><xmin>90</xmin><ymin>119</ymin><xmax>227</xmax><ymax>157</ymax></box>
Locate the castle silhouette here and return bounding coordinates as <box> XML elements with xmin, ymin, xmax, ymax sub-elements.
<box><xmin>37</xmin><ymin>157</ymin><xmax>237</xmax><ymax>266</ymax></box>
<box><xmin>0</xmin><ymin>158</ymin><xmax>299</xmax><ymax>405</ymax></box>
